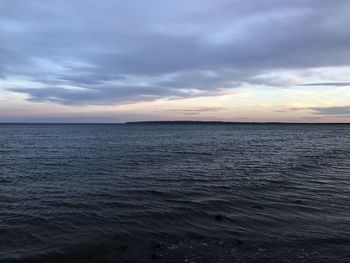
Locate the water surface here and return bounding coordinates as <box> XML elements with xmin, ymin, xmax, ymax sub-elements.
<box><xmin>0</xmin><ymin>124</ymin><xmax>349</xmax><ymax>262</ymax></box>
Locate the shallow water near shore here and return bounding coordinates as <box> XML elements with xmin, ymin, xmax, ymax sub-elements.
<box><xmin>0</xmin><ymin>123</ymin><xmax>349</xmax><ymax>262</ymax></box>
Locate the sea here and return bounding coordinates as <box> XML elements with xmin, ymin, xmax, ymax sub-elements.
<box><xmin>0</xmin><ymin>123</ymin><xmax>349</xmax><ymax>262</ymax></box>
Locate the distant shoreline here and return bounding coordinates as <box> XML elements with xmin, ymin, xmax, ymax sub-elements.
<box><xmin>0</xmin><ymin>121</ymin><xmax>349</xmax><ymax>125</ymax></box>
<box><xmin>125</xmin><ymin>121</ymin><xmax>350</xmax><ymax>125</ymax></box>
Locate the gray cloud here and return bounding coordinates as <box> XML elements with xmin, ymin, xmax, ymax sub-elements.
<box><xmin>1</xmin><ymin>0</ymin><xmax>350</xmax><ymax>105</ymax></box>
<box><xmin>9</xmin><ymin>85</ymin><xmax>182</xmax><ymax>105</ymax></box>
<box><xmin>298</xmin><ymin>82</ymin><xmax>350</xmax><ymax>87</ymax></box>
<box><xmin>310</xmin><ymin>106</ymin><xmax>350</xmax><ymax>116</ymax></box>
<box><xmin>278</xmin><ymin>105</ymin><xmax>350</xmax><ymax>116</ymax></box>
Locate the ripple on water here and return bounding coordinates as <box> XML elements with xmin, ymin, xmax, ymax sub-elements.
<box><xmin>0</xmin><ymin>124</ymin><xmax>349</xmax><ymax>261</ymax></box>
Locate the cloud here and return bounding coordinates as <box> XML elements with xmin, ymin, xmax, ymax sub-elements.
<box><xmin>1</xmin><ymin>0</ymin><xmax>350</xmax><ymax>105</ymax></box>
<box><xmin>158</xmin><ymin>107</ymin><xmax>228</xmax><ymax>115</ymax></box>
<box><xmin>278</xmin><ymin>105</ymin><xmax>350</xmax><ymax>116</ymax></box>
<box><xmin>298</xmin><ymin>82</ymin><xmax>350</xmax><ymax>87</ymax></box>
<box><xmin>310</xmin><ymin>106</ymin><xmax>350</xmax><ymax>115</ymax></box>
<box><xmin>9</xmin><ymin>85</ymin><xmax>176</xmax><ymax>105</ymax></box>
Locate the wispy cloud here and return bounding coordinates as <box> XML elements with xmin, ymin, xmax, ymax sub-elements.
<box><xmin>157</xmin><ymin>107</ymin><xmax>228</xmax><ymax>115</ymax></box>
<box><xmin>298</xmin><ymin>82</ymin><xmax>350</xmax><ymax>87</ymax></box>
<box><xmin>278</xmin><ymin>105</ymin><xmax>350</xmax><ymax>116</ymax></box>
<box><xmin>310</xmin><ymin>106</ymin><xmax>350</xmax><ymax>115</ymax></box>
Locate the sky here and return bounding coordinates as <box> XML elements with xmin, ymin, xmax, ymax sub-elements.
<box><xmin>1</xmin><ymin>0</ymin><xmax>350</xmax><ymax>123</ymax></box>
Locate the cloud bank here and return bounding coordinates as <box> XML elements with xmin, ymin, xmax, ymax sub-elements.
<box><xmin>1</xmin><ymin>0</ymin><xmax>350</xmax><ymax>105</ymax></box>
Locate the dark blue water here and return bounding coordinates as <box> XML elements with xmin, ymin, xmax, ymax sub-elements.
<box><xmin>0</xmin><ymin>124</ymin><xmax>349</xmax><ymax>262</ymax></box>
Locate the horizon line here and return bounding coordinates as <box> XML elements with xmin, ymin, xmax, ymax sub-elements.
<box><xmin>0</xmin><ymin>121</ymin><xmax>349</xmax><ymax>125</ymax></box>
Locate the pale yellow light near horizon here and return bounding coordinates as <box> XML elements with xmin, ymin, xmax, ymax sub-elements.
<box><xmin>0</xmin><ymin>86</ymin><xmax>349</xmax><ymax>123</ymax></box>
<box><xmin>0</xmin><ymin>66</ymin><xmax>349</xmax><ymax>123</ymax></box>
